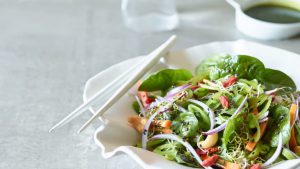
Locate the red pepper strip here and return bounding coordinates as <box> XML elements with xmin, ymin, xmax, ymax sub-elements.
<box><xmin>202</xmin><ymin>155</ymin><xmax>219</xmax><ymax>167</ymax></box>
<box><xmin>219</xmin><ymin>96</ymin><xmax>230</xmax><ymax>109</ymax></box>
<box><xmin>223</xmin><ymin>76</ymin><xmax>237</xmax><ymax>87</ymax></box>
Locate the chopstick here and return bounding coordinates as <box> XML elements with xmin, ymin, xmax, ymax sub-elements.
<box><xmin>77</xmin><ymin>35</ymin><xmax>177</xmax><ymax>133</ymax></box>
<box><xmin>49</xmin><ymin>61</ymin><xmax>140</xmax><ymax>133</ymax></box>
<box><xmin>49</xmin><ymin>35</ymin><xmax>177</xmax><ymax>133</ymax></box>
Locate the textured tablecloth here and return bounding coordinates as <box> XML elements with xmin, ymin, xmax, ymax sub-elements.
<box><xmin>1</xmin><ymin>0</ymin><xmax>299</xmax><ymax>169</ymax></box>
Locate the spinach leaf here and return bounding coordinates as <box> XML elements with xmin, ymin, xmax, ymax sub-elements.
<box><xmin>248</xmin><ymin>141</ymin><xmax>270</xmax><ymax>159</ymax></box>
<box><xmin>138</xmin><ymin>69</ymin><xmax>193</xmax><ymax>92</ymax></box>
<box><xmin>259</xmin><ymin>68</ymin><xmax>296</xmax><ymax>91</ymax></box>
<box><xmin>229</xmin><ymin>55</ymin><xmax>265</xmax><ymax>80</ymax></box>
<box><xmin>153</xmin><ymin>142</ymin><xmax>198</xmax><ymax>167</ymax></box>
<box><xmin>195</xmin><ymin>55</ymin><xmax>296</xmax><ymax>91</ymax></box>
<box><xmin>153</xmin><ymin>142</ymin><xmax>179</xmax><ymax>161</ymax></box>
<box><xmin>195</xmin><ymin>55</ymin><xmax>224</xmax><ymax>80</ymax></box>
<box><xmin>264</xmin><ymin>105</ymin><xmax>291</xmax><ymax>147</ymax></box>
<box><xmin>174</xmin><ymin>111</ymin><xmax>199</xmax><ymax>137</ymax></box>
<box><xmin>196</xmin><ymin>55</ymin><xmax>265</xmax><ymax>80</ymax></box>
<box><xmin>223</xmin><ymin>114</ymin><xmax>244</xmax><ymax>146</ymax></box>
<box><xmin>188</xmin><ymin>104</ymin><xmax>210</xmax><ymax>131</ymax></box>
<box><xmin>247</xmin><ymin>113</ymin><xmax>260</xmax><ymax>142</ymax></box>
<box><xmin>175</xmin><ymin>151</ymin><xmax>199</xmax><ymax>167</ymax></box>
<box><xmin>294</xmin><ymin>122</ymin><xmax>300</xmax><ymax>145</ymax></box>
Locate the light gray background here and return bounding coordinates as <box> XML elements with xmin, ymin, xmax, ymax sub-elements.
<box><xmin>1</xmin><ymin>0</ymin><xmax>299</xmax><ymax>169</ymax></box>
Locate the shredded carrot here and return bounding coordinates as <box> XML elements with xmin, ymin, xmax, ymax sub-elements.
<box><xmin>289</xmin><ymin>103</ymin><xmax>297</xmax><ymax>125</ymax></box>
<box><xmin>289</xmin><ymin>103</ymin><xmax>298</xmax><ymax>149</ymax></box>
<box><xmin>246</xmin><ymin>120</ymin><xmax>268</xmax><ymax>151</ymax></box>
<box><xmin>159</xmin><ymin>128</ymin><xmax>173</xmax><ymax>134</ymax></box>
<box><xmin>293</xmin><ymin>146</ymin><xmax>300</xmax><ymax>155</ymax></box>
<box><xmin>218</xmin><ymin>159</ymin><xmax>241</xmax><ymax>169</ymax></box>
<box><xmin>224</xmin><ymin>161</ymin><xmax>241</xmax><ymax>169</ymax></box>
<box><xmin>290</xmin><ymin>127</ymin><xmax>297</xmax><ymax>149</ymax></box>
<box><xmin>160</xmin><ymin>120</ymin><xmax>172</xmax><ymax>128</ymax></box>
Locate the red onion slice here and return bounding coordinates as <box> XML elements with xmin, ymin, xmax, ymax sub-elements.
<box><xmin>294</xmin><ymin>97</ymin><xmax>299</xmax><ymax>123</ymax></box>
<box><xmin>202</xmin><ymin>95</ymin><xmax>248</xmax><ymax>135</ymax></box>
<box><xmin>261</xmin><ymin>133</ymin><xmax>283</xmax><ymax>167</ymax></box>
<box><xmin>259</xmin><ymin>117</ymin><xmax>268</xmax><ymax>123</ymax></box>
<box><xmin>165</xmin><ymin>84</ymin><xmax>190</xmax><ymax>99</ymax></box>
<box><xmin>259</xmin><ymin>111</ymin><xmax>269</xmax><ymax>121</ymax></box>
<box><xmin>265</xmin><ymin>87</ymin><xmax>284</xmax><ymax>95</ymax></box>
<box><xmin>188</xmin><ymin>99</ymin><xmax>215</xmax><ymax>130</ymax></box>
<box><xmin>176</xmin><ymin>104</ymin><xmax>188</xmax><ymax>112</ymax></box>
<box><xmin>149</xmin><ymin>134</ymin><xmax>212</xmax><ymax>169</ymax></box>
<box><xmin>142</xmin><ymin>111</ymin><xmax>159</xmax><ymax>149</ymax></box>
<box><xmin>142</xmin><ymin>102</ymin><xmax>172</xmax><ymax>149</ymax></box>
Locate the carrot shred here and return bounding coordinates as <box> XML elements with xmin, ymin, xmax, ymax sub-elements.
<box><xmin>160</xmin><ymin>120</ymin><xmax>172</xmax><ymax>128</ymax></box>
<box><xmin>217</xmin><ymin>159</ymin><xmax>241</xmax><ymax>169</ymax></box>
<box><xmin>289</xmin><ymin>103</ymin><xmax>297</xmax><ymax>125</ymax></box>
<box><xmin>289</xmin><ymin>103</ymin><xmax>298</xmax><ymax>149</ymax></box>
<box><xmin>293</xmin><ymin>146</ymin><xmax>300</xmax><ymax>155</ymax></box>
<box><xmin>224</xmin><ymin>161</ymin><xmax>241</xmax><ymax>169</ymax></box>
<box><xmin>290</xmin><ymin>127</ymin><xmax>297</xmax><ymax>149</ymax></box>
<box><xmin>245</xmin><ymin>120</ymin><xmax>268</xmax><ymax>151</ymax></box>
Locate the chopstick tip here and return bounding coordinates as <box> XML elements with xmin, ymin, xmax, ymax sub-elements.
<box><xmin>48</xmin><ymin>128</ymin><xmax>55</xmax><ymax>133</ymax></box>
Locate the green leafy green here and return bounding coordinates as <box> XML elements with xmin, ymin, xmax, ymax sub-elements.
<box><xmin>282</xmin><ymin>148</ymin><xmax>297</xmax><ymax>160</ymax></box>
<box><xmin>188</xmin><ymin>104</ymin><xmax>210</xmax><ymax>131</ymax></box>
<box><xmin>223</xmin><ymin>114</ymin><xmax>244</xmax><ymax>146</ymax></box>
<box><xmin>195</xmin><ymin>55</ymin><xmax>224</xmax><ymax>80</ymax></box>
<box><xmin>153</xmin><ymin>142</ymin><xmax>178</xmax><ymax>161</ymax></box>
<box><xmin>295</xmin><ymin>122</ymin><xmax>300</xmax><ymax>145</ymax></box>
<box><xmin>196</xmin><ymin>55</ymin><xmax>265</xmax><ymax>80</ymax></box>
<box><xmin>248</xmin><ymin>141</ymin><xmax>270</xmax><ymax>159</ymax></box>
<box><xmin>259</xmin><ymin>68</ymin><xmax>296</xmax><ymax>91</ymax></box>
<box><xmin>264</xmin><ymin>105</ymin><xmax>291</xmax><ymax>147</ymax></box>
<box><xmin>153</xmin><ymin>142</ymin><xmax>198</xmax><ymax>167</ymax></box>
<box><xmin>195</xmin><ymin>55</ymin><xmax>296</xmax><ymax>91</ymax></box>
<box><xmin>176</xmin><ymin>112</ymin><xmax>199</xmax><ymax>137</ymax></box>
<box><xmin>138</xmin><ymin>69</ymin><xmax>193</xmax><ymax>92</ymax></box>
<box><xmin>247</xmin><ymin>113</ymin><xmax>260</xmax><ymax>142</ymax></box>
<box><xmin>193</xmin><ymin>88</ymin><xmax>209</xmax><ymax>98</ymax></box>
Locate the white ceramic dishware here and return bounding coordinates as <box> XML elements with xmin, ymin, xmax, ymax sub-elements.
<box><xmin>226</xmin><ymin>0</ymin><xmax>300</xmax><ymax>40</ymax></box>
<box><xmin>85</xmin><ymin>40</ymin><xmax>300</xmax><ymax>169</ymax></box>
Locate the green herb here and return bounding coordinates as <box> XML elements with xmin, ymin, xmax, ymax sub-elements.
<box><xmin>264</xmin><ymin>105</ymin><xmax>291</xmax><ymax>147</ymax></box>
<box><xmin>138</xmin><ymin>69</ymin><xmax>193</xmax><ymax>92</ymax></box>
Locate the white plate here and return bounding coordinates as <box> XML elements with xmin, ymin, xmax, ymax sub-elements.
<box><xmin>83</xmin><ymin>40</ymin><xmax>300</xmax><ymax>169</ymax></box>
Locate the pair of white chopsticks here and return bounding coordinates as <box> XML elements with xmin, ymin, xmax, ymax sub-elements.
<box><xmin>49</xmin><ymin>35</ymin><xmax>177</xmax><ymax>133</ymax></box>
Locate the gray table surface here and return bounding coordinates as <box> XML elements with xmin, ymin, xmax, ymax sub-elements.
<box><xmin>1</xmin><ymin>0</ymin><xmax>300</xmax><ymax>169</ymax></box>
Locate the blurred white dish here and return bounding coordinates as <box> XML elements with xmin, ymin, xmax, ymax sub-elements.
<box><xmin>226</xmin><ymin>0</ymin><xmax>300</xmax><ymax>40</ymax></box>
<box><xmin>83</xmin><ymin>40</ymin><xmax>300</xmax><ymax>169</ymax></box>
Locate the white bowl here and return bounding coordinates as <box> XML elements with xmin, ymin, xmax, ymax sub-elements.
<box><xmin>226</xmin><ymin>0</ymin><xmax>300</xmax><ymax>40</ymax></box>
<box><xmin>84</xmin><ymin>40</ymin><xmax>300</xmax><ymax>169</ymax></box>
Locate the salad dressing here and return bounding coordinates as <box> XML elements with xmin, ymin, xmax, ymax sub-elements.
<box><xmin>244</xmin><ymin>4</ymin><xmax>300</xmax><ymax>23</ymax></box>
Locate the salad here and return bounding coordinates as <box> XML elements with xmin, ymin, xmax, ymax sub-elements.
<box><xmin>128</xmin><ymin>55</ymin><xmax>300</xmax><ymax>169</ymax></box>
